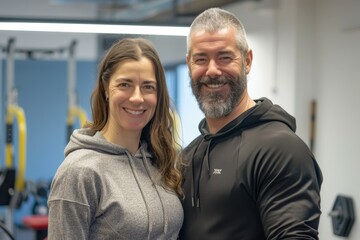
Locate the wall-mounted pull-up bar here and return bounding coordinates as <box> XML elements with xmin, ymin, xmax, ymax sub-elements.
<box><xmin>66</xmin><ymin>40</ymin><xmax>87</xmax><ymax>142</ymax></box>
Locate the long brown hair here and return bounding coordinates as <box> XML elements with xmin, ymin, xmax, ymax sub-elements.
<box><xmin>85</xmin><ymin>38</ymin><xmax>183</xmax><ymax>196</ymax></box>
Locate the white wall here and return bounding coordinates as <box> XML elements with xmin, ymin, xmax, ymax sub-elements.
<box><xmin>315</xmin><ymin>0</ymin><xmax>360</xmax><ymax>238</ymax></box>
<box><xmin>224</xmin><ymin>1</ymin><xmax>278</xmax><ymax>102</ymax></box>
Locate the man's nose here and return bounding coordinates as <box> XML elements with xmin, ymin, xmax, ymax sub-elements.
<box><xmin>205</xmin><ymin>59</ymin><xmax>222</xmax><ymax>78</ymax></box>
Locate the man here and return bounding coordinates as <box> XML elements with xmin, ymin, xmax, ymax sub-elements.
<box><xmin>180</xmin><ymin>8</ymin><xmax>322</xmax><ymax>240</ymax></box>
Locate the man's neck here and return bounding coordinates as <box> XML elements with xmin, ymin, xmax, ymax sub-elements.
<box><xmin>206</xmin><ymin>95</ymin><xmax>256</xmax><ymax>134</ymax></box>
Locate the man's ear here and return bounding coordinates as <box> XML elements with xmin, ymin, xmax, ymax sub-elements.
<box><xmin>245</xmin><ymin>49</ymin><xmax>253</xmax><ymax>74</ymax></box>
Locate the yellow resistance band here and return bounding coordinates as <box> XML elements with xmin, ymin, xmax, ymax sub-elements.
<box><xmin>5</xmin><ymin>105</ymin><xmax>27</xmax><ymax>192</ymax></box>
<box><xmin>67</xmin><ymin>106</ymin><xmax>87</xmax><ymax>127</ymax></box>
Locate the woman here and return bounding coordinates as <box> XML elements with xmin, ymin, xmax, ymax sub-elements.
<box><xmin>48</xmin><ymin>38</ymin><xmax>184</xmax><ymax>239</ymax></box>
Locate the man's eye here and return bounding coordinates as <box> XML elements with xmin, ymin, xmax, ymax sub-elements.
<box><xmin>194</xmin><ymin>58</ymin><xmax>206</xmax><ymax>64</ymax></box>
<box><xmin>219</xmin><ymin>56</ymin><xmax>232</xmax><ymax>62</ymax></box>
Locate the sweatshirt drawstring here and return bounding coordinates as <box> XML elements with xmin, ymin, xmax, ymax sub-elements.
<box><xmin>125</xmin><ymin>151</ymin><xmax>152</xmax><ymax>239</ymax></box>
<box><xmin>205</xmin><ymin>139</ymin><xmax>212</xmax><ymax>176</ymax></box>
<box><xmin>190</xmin><ymin>139</ymin><xmax>202</xmax><ymax>208</ymax></box>
<box><xmin>190</xmin><ymin>138</ymin><xmax>212</xmax><ymax>208</ymax></box>
<box><xmin>141</xmin><ymin>148</ymin><xmax>167</xmax><ymax>238</ymax></box>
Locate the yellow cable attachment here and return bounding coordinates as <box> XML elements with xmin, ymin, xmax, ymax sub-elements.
<box><xmin>5</xmin><ymin>105</ymin><xmax>27</xmax><ymax>192</ymax></box>
<box><xmin>67</xmin><ymin>106</ymin><xmax>87</xmax><ymax>127</ymax></box>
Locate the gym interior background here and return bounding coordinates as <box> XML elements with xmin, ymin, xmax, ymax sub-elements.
<box><xmin>0</xmin><ymin>0</ymin><xmax>359</xmax><ymax>239</ymax></box>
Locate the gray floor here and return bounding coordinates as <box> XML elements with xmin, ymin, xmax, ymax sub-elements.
<box><xmin>15</xmin><ymin>226</ymin><xmax>37</xmax><ymax>240</ymax></box>
<box><xmin>1</xmin><ymin>225</ymin><xmax>36</xmax><ymax>240</ymax></box>
<box><xmin>1</xmin><ymin>209</ymin><xmax>47</xmax><ymax>240</ymax></box>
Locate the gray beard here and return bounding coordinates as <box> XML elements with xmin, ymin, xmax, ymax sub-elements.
<box><xmin>191</xmin><ymin>72</ymin><xmax>247</xmax><ymax>119</ymax></box>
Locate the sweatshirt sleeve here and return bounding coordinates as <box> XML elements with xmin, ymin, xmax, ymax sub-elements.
<box><xmin>48</xmin><ymin>158</ymin><xmax>99</xmax><ymax>240</ymax></box>
<box><xmin>48</xmin><ymin>199</ymin><xmax>91</xmax><ymax>239</ymax></box>
<box><xmin>255</xmin><ymin>133</ymin><xmax>322</xmax><ymax>239</ymax></box>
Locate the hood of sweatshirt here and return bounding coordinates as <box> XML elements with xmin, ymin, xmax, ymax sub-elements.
<box><xmin>65</xmin><ymin>128</ymin><xmax>152</xmax><ymax>159</ymax></box>
<box><xmin>64</xmin><ymin>128</ymin><xmax>173</xmax><ymax>238</ymax></box>
<box><xmin>198</xmin><ymin>97</ymin><xmax>296</xmax><ymax>139</ymax></box>
<box><xmin>187</xmin><ymin>97</ymin><xmax>296</xmax><ymax>207</ymax></box>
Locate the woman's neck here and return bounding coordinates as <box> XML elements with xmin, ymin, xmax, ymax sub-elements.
<box><xmin>101</xmin><ymin>126</ymin><xmax>141</xmax><ymax>155</ymax></box>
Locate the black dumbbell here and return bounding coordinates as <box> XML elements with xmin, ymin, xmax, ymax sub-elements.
<box><xmin>329</xmin><ymin>195</ymin><xmax>355</xmax><ymax>237</ymax></box>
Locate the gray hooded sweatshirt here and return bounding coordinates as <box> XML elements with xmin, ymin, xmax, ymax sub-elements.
<box><xmin>48</xmin><ymin>128</ymin><xmax>183</xmax><ymax>240</ymax></box>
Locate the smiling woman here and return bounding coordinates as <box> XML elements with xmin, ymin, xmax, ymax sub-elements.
<box><xmin>103</xmin><ymin>57</ymin><xmax>158</xmax><ymax>150</ymax></box>
<box><xmin>47</xmin><ymin>38</ymin><xmax>184</xmax><ymax>240</ymax></box>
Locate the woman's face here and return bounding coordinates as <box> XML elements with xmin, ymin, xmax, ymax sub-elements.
<box><xmin>105</xmin><ymin>57</ymin><xmax>157</xmax><ymax>136</ymax></box>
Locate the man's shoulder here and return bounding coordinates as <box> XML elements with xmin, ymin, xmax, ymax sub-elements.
<box><xmin>180</xmin><ymin>135</ymin><xmax>203</xmax><ymax>160</ymax></box>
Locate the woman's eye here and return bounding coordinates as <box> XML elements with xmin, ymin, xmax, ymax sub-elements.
<box><xmin>143</xmin><ymin>85</ymin><xmax>157</xmax><ymax>92</ymax></box>
<box><xmin>119</xmin><ymin>82</ymin><xmax>130</xmax><ymax>88</ymax></box>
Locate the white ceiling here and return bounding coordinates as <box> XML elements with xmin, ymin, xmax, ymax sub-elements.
<box><xmin>1</xmin><ymin>0</ymin><xmax>261</xmax><ymax>25</ymax></box>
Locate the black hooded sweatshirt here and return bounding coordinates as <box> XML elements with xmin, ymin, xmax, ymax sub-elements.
<box><xmin>180</xmin><ymin>98</ymin><xmax>323</xmax><ymax>240</ymax></box>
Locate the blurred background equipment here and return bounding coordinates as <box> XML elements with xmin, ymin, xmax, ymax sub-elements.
<box><xmin>329</xmin><ymin>195</ymin><xmax>355</xmax><ymax>237</ymax></box>
<box><xmin>1</xmin><ymin>38</ymin><xmax>28</xmax><ymax>240</ymax></box>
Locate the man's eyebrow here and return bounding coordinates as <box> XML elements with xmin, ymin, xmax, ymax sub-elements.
<box><xmin>218</xmin><ymin>50</ymin><xmax>235</xmax><ymax>55</ymax></box>
<box><xmin>192</xmin><ymin>50</ymin><xmax>235</xmax><ymax>57</ymax></box>
<box><xmin>191</xmin><ymin>52</ymin><xmax>207</xmax><ymax>57</ymax></box>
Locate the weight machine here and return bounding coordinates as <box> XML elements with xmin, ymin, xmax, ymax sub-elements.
<box><xmin>1</xmin><ymin>38</ymin><xmax>88</xmax><ymax>240</ymax></box>
<box><xmin>0</xmin><ymin>38</ymin><xmax>27</xmax><ymax>240</ymax></box>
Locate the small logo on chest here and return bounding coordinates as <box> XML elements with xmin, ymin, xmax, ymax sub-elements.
<box><xmin>213</xmin><ymin>168</ymin><xmax>222</xmax><ymax>175</ymax></box>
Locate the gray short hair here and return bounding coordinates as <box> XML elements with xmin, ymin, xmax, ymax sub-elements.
<box><xmin>187</xmin><ymin>8</ymin><xmax>249</xmax><ymax>55</ymax></box>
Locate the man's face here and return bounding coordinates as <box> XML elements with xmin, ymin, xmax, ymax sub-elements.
<box><xmin>187</xmin><ymin>27</ymin><xmax>251</xmax><ymax>118</ymax></box>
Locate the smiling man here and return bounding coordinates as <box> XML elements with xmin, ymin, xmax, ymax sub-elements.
<box><xmin>180</xmin><ymin>8</ymin><xmax>323</xmax><ymax>240</ymax></box>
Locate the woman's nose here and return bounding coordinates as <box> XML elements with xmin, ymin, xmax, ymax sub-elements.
<box><xmin>129</xmin><ymin>86</ymin><xmax>144</xmax><ymax>103</ymax></box>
